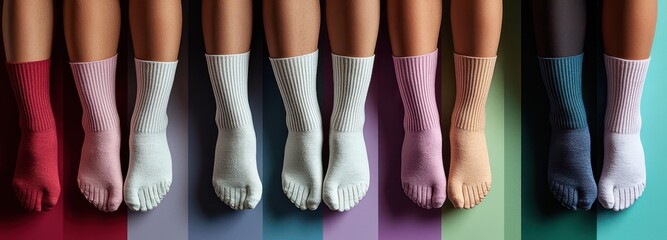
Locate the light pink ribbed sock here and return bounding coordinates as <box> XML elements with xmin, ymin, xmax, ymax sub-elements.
<box><xmin>598</xmin><ymin>55</ymin><xmax>649</xmax><ymax>211</ymax></box>
<box><xmin>394</xmin><ymin>50</ymin><xmax>447</xmax><ymax>209</ymax></box>
<box><xmin>70</xmin><ymin>55</ymin><xmax>123</xmax><ymax>212</ymax></box>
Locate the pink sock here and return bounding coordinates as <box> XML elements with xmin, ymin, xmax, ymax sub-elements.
<box><xmin>394</xmin><ymin>50</ymin><xmax>446</xmax><ymax>209</ymax></box>
<box><xmin>70</xmin><ymin>55</ymin><xmax>123</xmax><ymax>212</ymax></box>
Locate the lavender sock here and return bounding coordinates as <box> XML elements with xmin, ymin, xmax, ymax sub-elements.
<box><xmin>394</xmin><ymin>50</ymin><xmax>446</xmax><ymax>209</ymax></box>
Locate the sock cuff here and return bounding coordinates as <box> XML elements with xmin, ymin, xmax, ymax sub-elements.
<box><xmin>6</xmin><ymin>59</ymin><xmax>56</xmax><ymax>131</ymax></box>
<box><xmin>331</xmin><ymin>53</ymin><xmax>374</xmax><ymax>132</ymax></box>
<box><xmin>604</xmin><ymin>54</ymin><xmax>650</xmax><ymax>133</ymax></box>
<box><xmin>537</xmin><ymin>54</ymin><xmax>588</xmax><ymax>129</ymax></box>
<box><xmin>132</xmin><ymin>59</ymin><xmax>178</xmax><ymax>133</ymax></box>
<box><xmin>206</xmin><ymin>51</ymin><xmax>253</xmax><ymax>129</ymax></box>
<box><xmin>270</xmin><ymin>50</ymin><xmax>321</xmax><ymax>132</ymax></box>
<box><xmin>452</xmin><ymin>53</ymin><xmax>496</xmax><ymax>131</ymax></box>
<box><xmin>393</xmin><ymin>49</ymin><xmax>440</xmax><ymax>131</ymax></box>
<box><xmin>70</xmin><ymin>54</ymin><xmax>120</xmax><ymax>132</ymax></box>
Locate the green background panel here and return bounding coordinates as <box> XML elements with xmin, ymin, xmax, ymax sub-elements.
<box><xmin>440</xmin><ymin>0</ymin><xmax>521</xmax><ymax>239</ymax></box>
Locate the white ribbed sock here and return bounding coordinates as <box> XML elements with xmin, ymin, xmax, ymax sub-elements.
<box><xmin>124</xmin><ymin>59</ymin><xmax>177</xmax><ymax>211</ymax></box>
<box><xmin>598</xmin><ymin>55</ymin><xmax>649</xmax><ymax>211</ymax></box>
<box><xmin>206</xmin><ymin>52</ymin><xmax>262</xmax><ymax>210</ymax></box>
<box><xmin>323</xmin><ymin>54</ymin><xmax>373</xmax><ymax>212</ymax></box>
<box><xmin>270</xmin><ymin>50</ymin><xmax>323</xmax><ymax>210</ymax></box>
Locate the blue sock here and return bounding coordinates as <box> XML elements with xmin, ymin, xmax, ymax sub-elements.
<box><xmin>538</xmin><ymin>54</ymin><xmax>597</xmax><ymax>210</ymax></box>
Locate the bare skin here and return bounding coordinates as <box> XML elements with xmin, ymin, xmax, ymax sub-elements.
<box><xmin>203</xmin><ymin>0</ymin><xmax>252</xmax><ymax>55</ymax></box>
<box><xmin>2</xmin><ymin>0</ymin><xmax>53</xmax><ymax>62</ymax></box>
<box><xmin>129</xmin><ymin>0</ymin><xmax>182</xmax><ymax>61</ymax></box>
<box><xmin>602</xmin><ymin>0</ymin><xmax>657</xmax><ymax>60</ymax></box>
<box><xmin>326</xmin><ymin>0</ymin><xmax>380</xmax><ymax>57</ymax></box>
<box><xmin>451</xmin><ymin>0</ymin><xmax>502</xmax><ymax>57</ymax></box>
<box><xmin>532</xmin><ymin>0</ymin><xmax>586</xmax><ymax>57</ymax></box>
<box><xmin>64</xmin><ymin>0</ymin><xmax>120</xmax><ymax>62</ymax></box>
<box><xmin>263</xmin><ymin>0</ymin><xmax>320</xmax><ymax>58</ymax></box>
<box><xmin>387</xmin><ymin>0</ymin><xmax>442</xmax><ymax>57</ymax></box>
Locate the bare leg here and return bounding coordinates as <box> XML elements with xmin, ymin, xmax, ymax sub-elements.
<box><xmin>532</xmin><ymin>0</ymin><xmax>586</xmax><ymax>57</ymax></box>
<box><xmin>387</xmin><ymin>0</ymin><xmax>441</xmax><ymax>57</ymax></box>
<box><xmin>203</xmin><ymin>0</ymin><xmax>262</xmax><ymax>210</ymax></box>
<box><xmin>263</xmin><ymin>0</ymin><xmax>323</xmax><ymax>210</ymax></box>
<box><xmin>202</xmin><ymin>0</ymin><xmax>252</xmax><ymax>55</ymax></box>
<box><xmin>322</xmin><ymin>0</ymin><xmax>379</xmax><ymax>211</ymax></box>
<box><xmin>2</xmin><ymin>0</ymin><xmax>59</xmax><ymax>212</ymax></box>
<box><xmin>598</xmin><ymin>0</ymin><xmax>656</xmax><ymax>211</ymax></box>
<box><xmin>124</xmin><ymin>0</ymin><xmax>182</xmax><ymax>211</ymax></box>
<box><xmin>2</xmin><ymin>0</ymin><xmax>53</xmax><ymax>62</ymax></box>
<box><xmin>129</xmin><ymin>0</ymin><xmax>182</xmax><ymax>61</ymax></box>
<box><xmin>263</xmin><ymin>0</ymin><xmax>319</xmax><ymax>58</ymax></box>
<box><xmin>603</xmin><ymin>0</ymin><xmax>656</xmax><ymax>59</ymax></box>
<box><xmin>448</xmin><ymin>0</ymin><xmax>501</xmax><ymax>209</ymax></box>
<box><xmin>451</xmin><ymin>0</ymin><xmax>502</xmax><ymax>57</ymax></box>
<box><xmin>64</xmin><ymin>0</ymin><xmax>120</xmax><ymax>62</ymax></box>
<box><xmin>326</xmin><ymin>0</ymin><xmax>379</xmax><ymax>57</ymax></box>
<box><xmin>63</xmin><ymin>0</ymin><xmax>123</xmax><ymax>212</ymax></box>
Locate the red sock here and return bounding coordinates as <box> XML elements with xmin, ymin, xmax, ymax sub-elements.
<box><xmin>7</xmin><ymin>59</ymin><xmax>60</xmax><ymax>212</ymax></box>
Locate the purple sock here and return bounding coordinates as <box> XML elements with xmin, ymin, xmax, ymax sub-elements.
<box><xmin>394</xmin><ymin>50</ymin><xmax>446</xmax><ymax>209</ymax></box>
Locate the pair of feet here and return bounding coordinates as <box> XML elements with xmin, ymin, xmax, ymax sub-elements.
<box><xmin>211</xmin><ymin>126</ymin><xmax>369</xmax><ymax>212</ymax></box>
<box><xmin>548</xmin><ymin>128</ymin><xmax>645</xmax><ymax>211</ymax></box>
<box><xmin>401</xmin><ymin>126</ymin><xmax>492</xmax><ymax>210</ymax></box>
<box><xmin>13</xmin><ymin>128</ymin><xmax>172</xmax><ymax>213</ymax></box>
<box><xmin>75</xmin><ymin>128</ymin><xmax>172</xmax><ymax>212</ymax></box>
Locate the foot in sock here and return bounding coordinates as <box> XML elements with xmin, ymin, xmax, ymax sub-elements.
<box><xmin>598</xmin><ymin>55</ymin><xmax>649</xmax><ymax>211</ymax></box>
<box><xmin>394</xmin><ymin>50</ymin><xmax>447</xmax><ymax>209</ymax></box>
<box><xmin>7</xmin><ymin>60</ymin><xmax>60</xmax><ymax>212</ymax></box>
<box><xmin>323</xmin><ymin>54</ymin><xmax>373</xmax><ymax>212</ymax></box>
<box><xmin>124</xmin><ymin>59</ymin><xmax>177</xmax><ymax>211</ymax></box>
<box><xmin>547</xmin><ymin>128</ymin><xmax>597</xmax><ymax>210</ymax></box>
<box><xmin>206</xmin><ymin>53</ymin><xmax>262</xmax><ymax>210</ymax></box>
<box><xmin>270</xmin><ymin>51</ymin><xmax>323</xmax><ymax>210</ymax></box>
<box><xmin>71</xmin><ymin>56</ymin><xmax>123</xmax><ymax>212</ymax></box>
<box><xmin>13</xmin><ymin>130</ymin><xmax>60</xmax><ymax>212</ymax></box>
<box><xmin>539</xmin><ymin>55</ymin><xmax>596</xmax><ymax>210</ymax></box>
<box><xmin>448</xmin><ymin>54</ymin><xmax>495</xmax><ymax>209</ymax></box>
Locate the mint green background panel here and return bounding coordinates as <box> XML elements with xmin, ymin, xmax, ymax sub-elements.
<box><xmin>597</xmin><ymin>4</ymin><xmax>667</xmax><ymax>239</ymax></box>
<box><xmin>440</xmin><ymin>0</ymin><xmax>521</xmax><ymax>239</ymax></box>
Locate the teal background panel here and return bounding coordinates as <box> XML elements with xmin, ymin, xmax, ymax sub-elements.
<box><xmin>260</xmin><ymin>13</ymin><xmax>325</xmax><ymax>238</ymax></box>
<box><xmin>596</xmin><ymin>3</ymin><xmax>667</xmax><ymax>239</ymax></box>
<box><xmin>520</xmin><ymin>1</ymin><xmax>601</xmax><ymax>239</ymax></box>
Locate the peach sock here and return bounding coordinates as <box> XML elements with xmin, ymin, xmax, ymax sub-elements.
<box><xmin>70</xmin><ymin>55</ymin><xmax>123</xmax><ymax>212</ymax></box>
<box><xmin>448</xmin><ymin>54</ymin><xmax>496</xmax><ymax>209</ymax></box>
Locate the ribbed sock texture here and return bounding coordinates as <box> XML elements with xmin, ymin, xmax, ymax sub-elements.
<box><xmin>270</xmin><ymin>50</ymin><xmax>323</xmax><ymax>210</ymax></box>
<box><xmin>7</xmin><ymin>59</ymin><xmax>60</xmax><ymax>212</ymax></box>
<box><xmin>394</xmin><ymin>50</ymin><xmax>446</xmax><ymax>209</ymax></box>
<box><xmin>206</xmin><ymin>52</ymin><xmax>262</xmax><ymax>210</ymax></box>
<box><xmin>538</xmin><ymin>54</ymin><xmax>596</xmax><ymax>210</ymax></box>
<box><xmin>70</xmin><ymin>55</ymin><xmax>123</xmax><ymax>212</ymax></box>
<box><xmin>322</xmin><ymin>54</ymin><xmax>373</xmax><ymax>212</ymax></box>
<box><xmin>598</xmin><ymin>55</ymin><xmax>649</xmax><ymax>211</ymax></box>
<box><xmin>448</xmin><ymin>53</ymin><xmax>495</xmax><ymax>209</ymax></box>
<box><xmin>124</xmin><ymin>59</ymin><xmax>177</xmax><ymax>211</ymax></box>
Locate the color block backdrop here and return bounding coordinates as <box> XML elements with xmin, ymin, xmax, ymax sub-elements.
<box><xmin>1</xmin><ymin>0</ymin><xmax>664</xmax><ymax>239</ymax></box>
<box><xmin>522</xmin><ymin>1</ymin><xmax>667</xmax><ymax>240</ymax></box>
